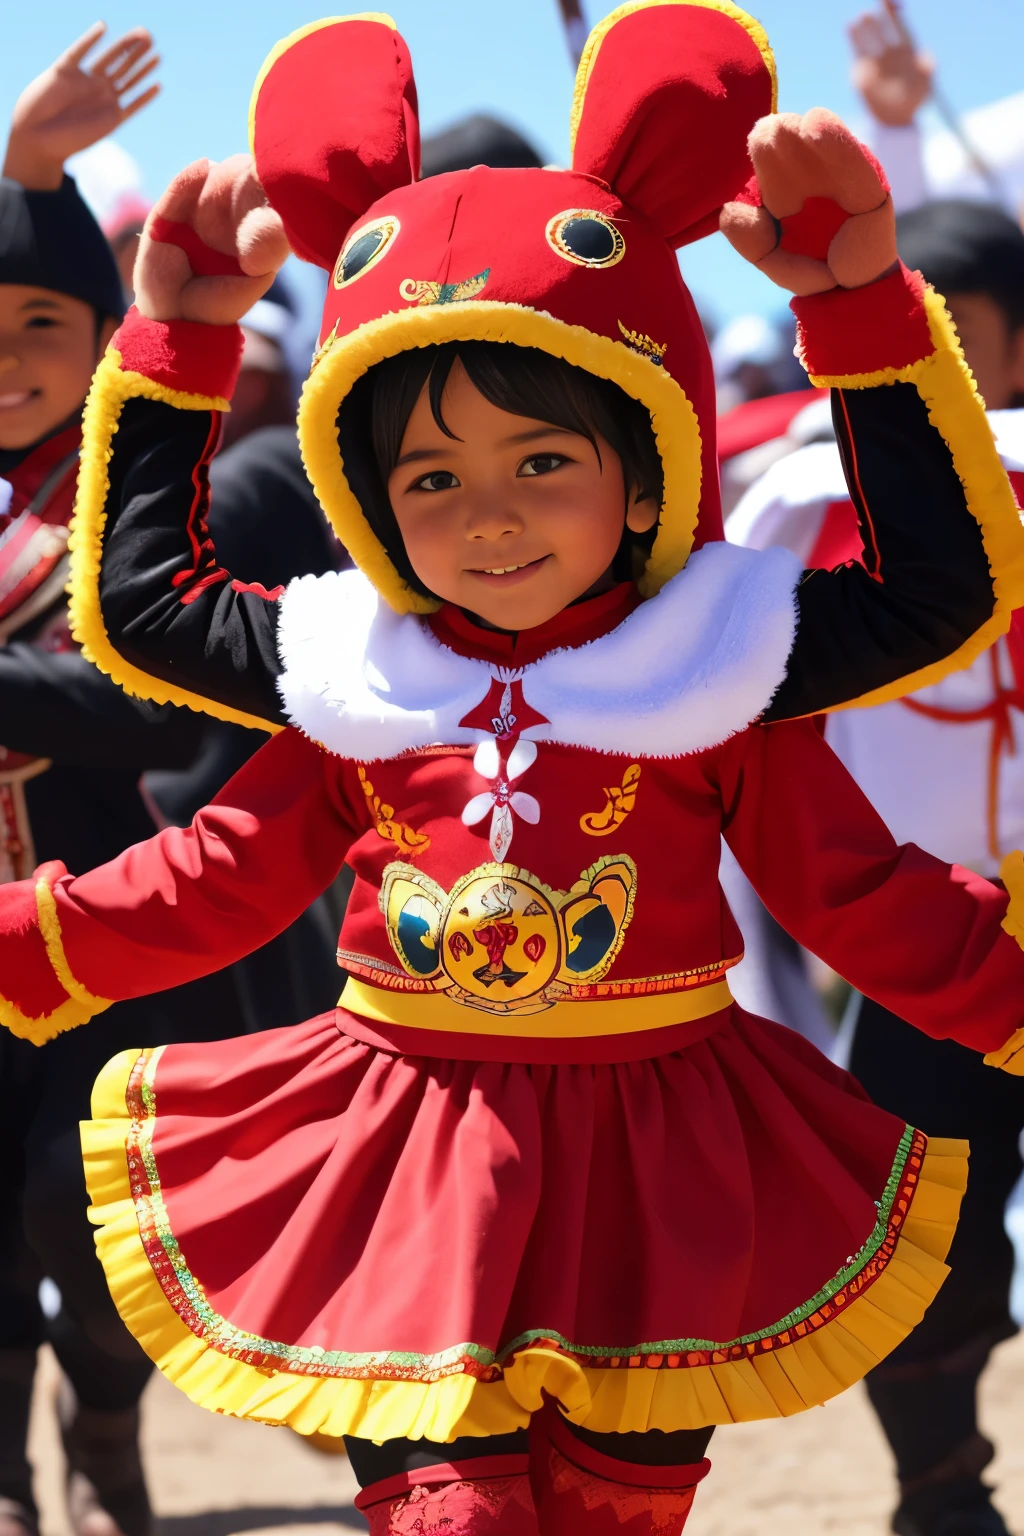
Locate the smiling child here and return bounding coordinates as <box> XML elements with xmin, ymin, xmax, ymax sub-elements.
<box><xmin>6</xmin><ymin>6</ymin><xmax>1024</xmax><ymax>1535</ymax></box>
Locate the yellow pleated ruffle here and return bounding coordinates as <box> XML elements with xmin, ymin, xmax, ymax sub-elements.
<box><xmin>82</xmin><ymin>1046</ymin><xmax>967</xmax><ymax>1441</ymax></box>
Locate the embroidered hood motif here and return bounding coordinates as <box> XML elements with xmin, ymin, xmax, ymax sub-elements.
<box><xmin>250</xmin><ymin>3</ymin><xmax>777</xmax><ymax>615</ymax></box>
<box><xmin>276</xmin><ymin>541</ymin><xmax>801</xmax><ymax>762</ymax></box>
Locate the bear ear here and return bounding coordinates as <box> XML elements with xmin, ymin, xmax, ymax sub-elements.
<box><xmin>570</xmin><ymin>0</ymin><xmax>776</xmax><ymax>248</ymax></box>
<box><xmin>249</xmin><ymin>14</ymin><xmax>420</xmax><ymax>271</ymax></box>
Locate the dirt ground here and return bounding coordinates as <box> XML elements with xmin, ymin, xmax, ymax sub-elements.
<box><xmin>27</xmin><ymin>1338</ymin><xmax>1024</xmax><ymax>1535</ymax></box>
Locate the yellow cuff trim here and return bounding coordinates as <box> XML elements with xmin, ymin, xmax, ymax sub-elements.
<box><xmin>0</xmin><ymin>877</ymin><xmax>112</xmax><ymax>1046</ymax></box>
<box><xmin>83</xmin><ymin>1045</ymin><xmax>965</xmax><ymax>1442</ymax></box>
<box><xmin>569</xmin><ymin>0</ymin><xmax>778</xmax><ymax>154</ymax></box>
<box><xmin>299</xmin><ymin>300</ymin><xmax>702</xmax><ymax>613</ymax></box>
<box><xmin>983</xmin><ymin>850</ymin><xmax>1024</xmax><ymax>1072</ymax></box>
<box><xmin>67</xmin><ymin>349</ymin><xmax>280</xmax><ymax>733</ymax></box>
<box><xmin>813</xmin><ymin>288</ymin><xmax>1024</xmax><ymax>714</ymax></box>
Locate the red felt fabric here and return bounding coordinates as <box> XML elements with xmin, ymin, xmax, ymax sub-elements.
<box><xmin>113</xmin><ymin>307</ymin><xmax>244</xmax><ymax>401</ymax></box>
<box><xmin>148</xmin><ymin>217</ymin><xmax>245</xmax><ymax>279</ymax></box>
<box><xmin>0</xmin><ymin>865</ymin><xmax>70</xmax><ymax>1020</ymax></box>
<box><xmin>778</xmin><ymin>197</ymin><xmax>852</xmax><ymax>263</ymax></box>
<box><xmin>251</xmin><ymin>18</ymin><xmax>420</xmax><ymax>269</ymax></box>
<box><xmin>792</xmin><ymin>262</ymin><xmax>932</xmax><ymax>379</ymax></box>
<box><xmin>570</xmin><ymin>3</ymin><xmax>774</xmax><ymax>248</ymax></box>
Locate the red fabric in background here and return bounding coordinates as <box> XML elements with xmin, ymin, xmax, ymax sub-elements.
<box><xmin>717</xmin><ymin>388</ymin><xmax>828</xmax><ymax>464</ymax></box>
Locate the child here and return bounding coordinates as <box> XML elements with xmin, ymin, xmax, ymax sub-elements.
<box><xmin>7</xmin><ymin>6</ymin><xmax>1024</xmax><ymax>1533</ymax></box>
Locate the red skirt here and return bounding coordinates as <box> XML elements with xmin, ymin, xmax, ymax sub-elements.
<box><xmin>82</xmin><ymin>1006</ymin><xmax>965</xmax><ymax>1442</ymax></box>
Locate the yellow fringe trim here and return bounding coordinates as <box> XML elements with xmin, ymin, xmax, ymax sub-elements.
<box><xmin>983</xmin><ymin>849</ymin><xmax>1024</xmax><ymax>1073</ymax></box>
<box><xmin>67</xmin><ymin>350</ymin><xmax>281</xmax><ymax>733</ymax></box>
<box><xmin>811</xmin><ymin>287</ymin><xmax>1024</xmax><ymax>714</ymax></box>
<box><xmin>298</xmin><ymin>301</ymin><xmax>703</xmax><ymax>615</ymax></box>
<box><xmin>0</xmin><ymin>878</ymin><xmax>112</xmax><ymax>1046</ymax></box>
<box><xmin>248</xmin><ymin>15</ymin><xmax>398</xmax><ymax>160</ymax></box>
<box><xmin>569</xmin><ymin>0</ymin><xmax>778</xmax><ymax>156</ymax></box>
<box><xmin>83</xmin><ymin>1046</ymin><xmax>966</xmax><ymax>1440</ymax></box>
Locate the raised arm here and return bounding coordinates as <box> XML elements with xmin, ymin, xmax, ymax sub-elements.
<box><xmin>721</xmin><ymin>109</ymin><xmax>1024</xmax><ymax>721</ymax></box>
<box><xmin>68</xmin><ymin>156</ymin><xmax>292</xmax><ymax>730</ymax></box>
<box><xmin>0</xmin><ymin>728</ymin><xmax>360</xmax><ymax>1046</ymax></box>
<box><xmin>719</xmin><ymin>716</ymin><xmax>1024</xmax><ymax>1068</ymax></box>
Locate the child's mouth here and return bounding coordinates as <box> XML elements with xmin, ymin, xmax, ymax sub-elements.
<box><xmin>469</xmin><ymin>556</ymin><xmax>549</xmax><ymax>587</ymax></box>
<box><xmin>0</xmin><ymin>392</ymin><xmax>35</xmax><ymax>411</ymax></box>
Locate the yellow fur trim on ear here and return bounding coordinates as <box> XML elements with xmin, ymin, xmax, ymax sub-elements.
<box><xmin>811</xmin><ymin>287</ymin><xmax>1024</xmax><ymax>715</ymax></box>
<box><xmin>82</xmin><ymin>1057</ymin><xmax>964</xmax><ymax>1441</ymax></box>
<box><xmin>0</xmin><ymin>878</ymin><xmax>112</xmax><ymax>1046</ymax></box>
<box><xmin>298</xmin><ymin>301</ymin><xmax>702</xmax><ymax>615</ymax></box>
<box><xmin>570</xmin><ymin>0</ymin><xmax>778</xmax><ymax>156</ymax></box>
<box><xmin>67</xmin><ymin>349</ymin><xmax>281</xmax><ymax>733</ymax></box>
<box><xmin>248</xmin><ymin>14</ymin><xmax>397</xmax><ymax>159</ymax></box>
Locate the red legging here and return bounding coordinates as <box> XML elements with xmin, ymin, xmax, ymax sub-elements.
<box><xmin>350</xmin><ymin>1410</ymin><xmax>712</xmax><ymax>1533</ymax></box>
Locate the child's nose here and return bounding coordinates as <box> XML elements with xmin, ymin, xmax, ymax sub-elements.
<box><xmin>464</xmin><ymin>496</ymin><xmax>525</xmax><ymax>541</ymax></box>
<box><xmin>0</xmin><ymin>354</ymin><xmax>19</xmax><ymax>375</ymax></box>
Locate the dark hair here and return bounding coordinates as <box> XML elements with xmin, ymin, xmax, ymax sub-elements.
<box><xmin>896</xmin><ymin>200</ymin><xmax>1024</xmax><ymax>331</ymax></box>
<box><xmin>336</xmin><ymin>341</ymin><xmax>663</xmax><ymax>599</ymax></box>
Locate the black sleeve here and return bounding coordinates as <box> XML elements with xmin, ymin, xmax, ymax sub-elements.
<box><xmin>0</xmin><ymin>644</ymin><xmax>204</xmax><ymax>771</ymax></box>
<box><xmin>763</xmin><ymin>381</ymin><xmax>996</xmax><ymax>722</ymax></box>
<box><xmin>207</xmin><ymin>424</ymin><xmax>346</xmax><ymax>588</ymax></box>
<box><xmin>97</xmin><ymin>400</ymin><xmax>287</xmax><ymax>725</ymax></box>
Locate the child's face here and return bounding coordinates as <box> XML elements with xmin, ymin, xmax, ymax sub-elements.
<box><xmin>945</xmin><ymin>292</ymin><xmax>1024</xmax><ymax>411</ymax></box>
<box><xmin>0</xmin><ymin>285</ymin><xmax>116</xmax><ymax>450</ymax></box>
<box><xmin>387</xmin><ymin>362</ymin><xmax>657</xmax><ymax>630</ymax></box>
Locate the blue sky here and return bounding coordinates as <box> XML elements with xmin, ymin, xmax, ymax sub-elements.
<box><xmin>3</xmin><ymin>0</ymin><xmax>1023</xmax><ymax>328</ymax></box>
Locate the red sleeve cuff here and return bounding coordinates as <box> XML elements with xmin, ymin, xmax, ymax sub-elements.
<box><xmin>111</xmin><ymin>306</ymin><xmax>244</xmax><ymax>402</ymax></box>
<box><xmin>792</xmin><ymin>263</ymin><xmax>933</xmax><ymax>381</ymax></box>
<box><xmin>0</xmin><ymin>868</ymin><xmax>75</xmax><ymax>1023</ymax></box>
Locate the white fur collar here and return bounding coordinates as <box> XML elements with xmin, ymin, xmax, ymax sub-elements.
<box><xmin>276</xmin><ymin>541</ymin><xmax>801</xmax><ymax>761</ymax></box>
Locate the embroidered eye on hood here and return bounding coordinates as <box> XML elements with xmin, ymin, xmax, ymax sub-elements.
<box><xmin>249</xmin><ymin>2</ymin><xmax>777</xmax><ymax>616</ymax></box>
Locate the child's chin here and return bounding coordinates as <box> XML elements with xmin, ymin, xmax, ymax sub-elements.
<box><xmin>0</xmin><ymin>405</ymin><xmax>54</xmax><ymax>451</ymax></box>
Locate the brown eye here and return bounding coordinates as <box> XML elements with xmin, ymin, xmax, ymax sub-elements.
<box><xmin>546</xmin><ymin>209</ymin><xmax>625</xmax><ymax>269</ymax></box>
<box><xmin>333</xmin><ymin>216</ymin><xmax>400</xmax><ymax>288</ymax></box>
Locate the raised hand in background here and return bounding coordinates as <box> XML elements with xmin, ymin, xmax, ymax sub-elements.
<box><xmin>2</xmin><ymin>22</ymin><xmax>160</xmax><ymax>191</ymax></box>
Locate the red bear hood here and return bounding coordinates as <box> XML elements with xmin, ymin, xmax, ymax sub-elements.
<box><xmin>250</xmin><ymin>3</ymin><xmax>777</xmax><ymax>613</ymax></box>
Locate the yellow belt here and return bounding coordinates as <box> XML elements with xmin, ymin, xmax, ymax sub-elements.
<box><xmin>338</xmin><ymin>976</ymin><xmax>733</xmax><ymax>1039</ymax></box>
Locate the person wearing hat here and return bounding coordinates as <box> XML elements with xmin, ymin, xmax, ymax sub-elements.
<box><xmin>0</xmin><ymin>30</ymin><xmax>339</xmax><ymax>1536</ymax></box>
<box><xmin>8</xmin><ymin>6</ymin><xmax>1024</xmax><ymax>1532</ymax></box>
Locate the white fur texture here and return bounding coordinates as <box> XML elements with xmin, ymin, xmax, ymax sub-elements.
<box><xmin>276</xmin><ymin>541</ymin><xmax>802</xmax><ymax>762</ymax></box>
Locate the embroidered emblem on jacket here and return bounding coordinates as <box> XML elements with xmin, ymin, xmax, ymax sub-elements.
<box><xmin>580</xmin><ymin>764</ymin><xmax>641</xmax><ymax>836</ymax></box>
<box><xmin>357</xmin><ymin>766</ymin><xmax>431</xmax><ymax>856</ymax></box>
<box><xmin>379</xmin><ymin>855</ymin><xmax>637</xmax><ymax>1015</ymax></box>
<box><xmin>399</xmin><ymin>268</ymin><xmax>491</xmax><ymax>307</ymax></box>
